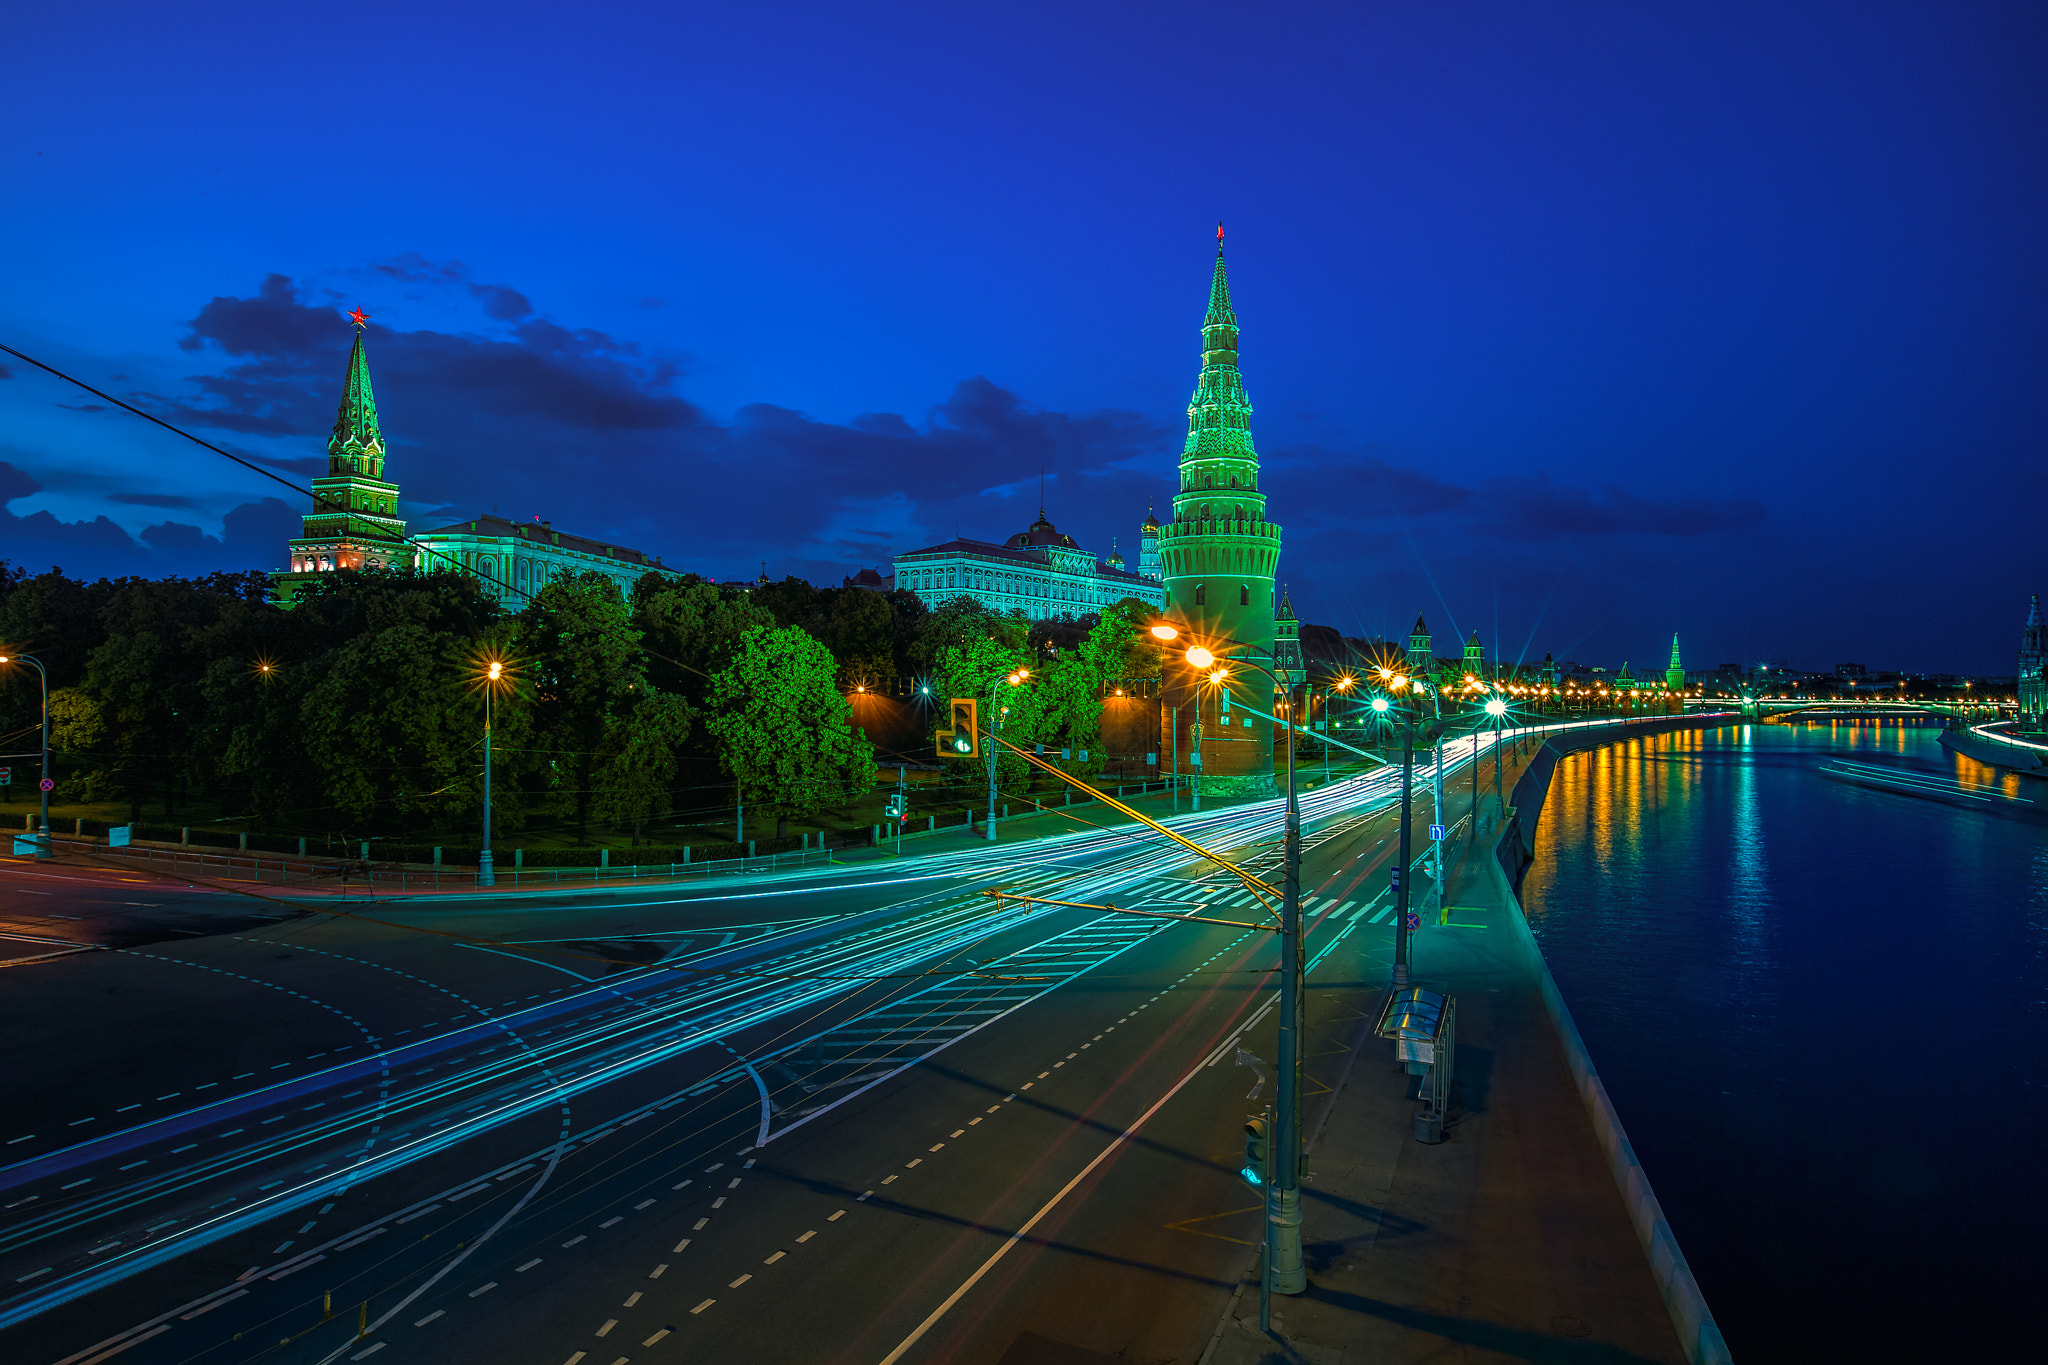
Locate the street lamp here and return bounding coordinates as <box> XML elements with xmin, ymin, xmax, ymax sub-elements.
<box><xmin>986</xmin><ymin>668</ymin><xmax>1028</xmax><ymax>840</ymax></box>
<box><xmin>0</xmin><ymin>653</ymin><xmax>51</xmax><ymax>859</ymax></box>
<box><xmin>468</xmin><ymin>651</ymin><xmax>516</xmax><ymax>886</ymax></box>
<box><xmin>1172</xmin><ymin>635</ymin><xmax>1308</xmax><ymax>1311</ymax></box>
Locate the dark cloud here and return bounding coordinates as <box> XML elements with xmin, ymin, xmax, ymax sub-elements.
<box><xmin>56</xmin><ymin>402</ymin><xmax>107</xmax><ymax>413</ymax></box>
<box><xmin>109</xmin><ymin>492</ymin><xmax>197</xmax><ymax>509</ymax></box>
<box><xmin>1269</xmin><ymin>444</ymin><xmax>1472</xmax><ymax>520</ymax></box>
<box><xmin>0</xmin><ymin>360</ymin><xmax>14</xmax><ymax>379</ymax></box>
<box><xmin>470</xmin><ymin>284</ymin><xmax>533</xmax><ymax>321</ymax></box>
<box><xmin>372</xmin><ymin>253</ymin><xmax>469</xmax><ymax>285</ymax></box>
<box><xmin>1465</xmin><ymin>476</ymin><xmax>1767</xmax><ymax>540</ymax></box>
<box><xmin>0</xmin><ymin>461</ymin><xmax>297</xmax><ymax>579</ymax></box>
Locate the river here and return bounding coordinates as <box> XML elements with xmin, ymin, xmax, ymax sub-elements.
<box><xmin>1516</xmin><ymin>720</ymin><xmax>2048</xmax><ymax>1363</ymax></box>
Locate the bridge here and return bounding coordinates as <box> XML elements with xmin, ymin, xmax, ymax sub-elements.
<box><xmin>1680</xmin><ymin>695</ymin><xmax>2007</xmax><ymax>722</ymax></box>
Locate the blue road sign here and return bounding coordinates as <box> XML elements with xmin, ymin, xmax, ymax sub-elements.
<box><xmin>1428</xmin><ymin>823</ymin><xmax>1446</xmax><ymax>840</ymax></box>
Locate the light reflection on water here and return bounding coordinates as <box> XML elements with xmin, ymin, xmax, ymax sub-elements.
<box><xmin>1518</xmin><ymin>722</ymin><xmax>2048</xmax><ymax>1362</ymax></box>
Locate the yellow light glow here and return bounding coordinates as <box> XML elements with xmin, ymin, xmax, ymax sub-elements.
<box><xmin>1150</xmin><ymin>623</ymin><xmax>1180</xmax><ymax>641</ymax></box>
<box><xmin>1186</xmin><ymin>646</ymin><xmax>1216</xmax><ymax>669</ymax></box>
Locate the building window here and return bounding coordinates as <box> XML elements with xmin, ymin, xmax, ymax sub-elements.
<box><xmin>1195</xmin><ymin>582</ymin><xmax>1207</xmax><ymax>606</ymax></box>
<box><xmin>1240</xmin><ymin>584</ymin><xmax>1250</xmax><ymax>606</ymax></box>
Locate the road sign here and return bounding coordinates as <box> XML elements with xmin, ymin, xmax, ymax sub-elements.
<box><xmin>0</xmin><ymin>766</ymin><xmax>9</xmax><ymax>785</ymax></box>
<box><xmin>1428</xmin><ymin>823</ymin><xmax>1445</xmax><ymax>840</ymax></box>
<box><xmin>39</xmin><ymin>778</ymin><xmax>54</xmax><ymax>793</ymax></box>
<box><xmin>109</xmin><ymin>825</ymin><xmax>132</xmax><ymax>848</ymax></box>
<box><xmin>1405</xmin><ymin>912</ymin><xmax>1421</xmax><ymax>931</ymax></box>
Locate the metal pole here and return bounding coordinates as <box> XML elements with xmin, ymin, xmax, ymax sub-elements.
<box><xmin>477</xmin><ymin>688</ymin><xmax>495</xmax><ymax>886</ymax></box>
<box><xmin>1393</xmin><ymin>709</ymin><xmax>1414</xmax><ymax>986</ymax></box>
<box><xmin>1170</xmin><ymin>704</ymin><xmax>1179</xmax><ymax>814</ymax></box>
<box><xmin>986</xmin><ymin>678</ymin><xmax>1000</xmax><ymax>841</ymax></box>
<box><xmin>1271</xmin><ymin>677</ymin><xmax>1306</xmax><ymax>1296</ymax></box>
<box><xmin>31</xmin><ymin>658</ymin><xmax>50</xmax><ymax>859</ymax></box>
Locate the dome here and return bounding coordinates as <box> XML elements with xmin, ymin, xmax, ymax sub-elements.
<box><xmin>1005</xmin><ymin>513</ymin><xmax>1081</xmax><ymax>550</ymax></box>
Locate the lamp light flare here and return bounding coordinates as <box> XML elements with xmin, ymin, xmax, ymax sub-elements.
<box><xmin>1186</xmin><ymin>646</ymin><xmax>1215</xmax><ymax>669</ymax></box>
<box><xmin>1150</xmin><ymin>623</ymin><xmax>1180</xmax><ymax>641</ymax></box>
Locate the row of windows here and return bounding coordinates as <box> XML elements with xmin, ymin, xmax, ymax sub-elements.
<box><xmin>903</xmin><ymin>564</ymin><xmax>1121</xmax><ymax>603</ymax></box>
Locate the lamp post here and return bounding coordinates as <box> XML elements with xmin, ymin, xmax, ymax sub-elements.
<box><xmin>1371</xmin><ymin>669</ymin><xmax>1432</xmax><ymax>989</ymax></box>
<box><xmin>1165</xmin><ymin>628</ymin><xmax>1307</xmax><ymax>1312</ymax></box>
<box><xmin>986</xmin><ymin>669</ymin><xmax>1028</xmax><ymax>840</ymax></box>
<box><xmin>0</xmin><ymin>653</ymin><xmax>51</xmax><ymax>858</ymax></box>
<box><xmin>470</xmin><ymin>652</ymin><xmax>515</xmax><ymax>887</ymax></box>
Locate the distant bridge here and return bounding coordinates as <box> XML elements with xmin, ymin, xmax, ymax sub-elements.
<box><xmin>1680</xmin><ymin>696</ymin><xmax>2006</xmax><ymax>722</ymax></box>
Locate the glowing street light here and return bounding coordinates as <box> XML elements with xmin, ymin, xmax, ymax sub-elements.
<box><xmin>467</xmin><ymin>650</ymin><xmax>518</xmax><ymax>887</ymax></box>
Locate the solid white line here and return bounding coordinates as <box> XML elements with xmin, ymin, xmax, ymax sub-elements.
<box><xmin>876</xmin><ymin>1004</ymin><xmax>1262</xmax><ymax>1365</ymax></box>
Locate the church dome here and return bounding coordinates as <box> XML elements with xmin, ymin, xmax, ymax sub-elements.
<box><xmin>1006</xmin><ymin>513</ymin><xmax>1081</xmax><ymax>550</ymax></box>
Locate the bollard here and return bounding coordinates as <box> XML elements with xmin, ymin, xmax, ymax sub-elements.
<box><xmin>927</xmin><ymin>815</ymin><xmax>934</xmax><ymax>833</ymax></box>
<box><xmin>239</xmin><ymin>832</ymin><xmax>247</xmax><ymax>851</ymax></box>
<box><xmin>433</xmin><ymin>846</ymin><xmax>442</xmax><ymax>867</ymax></box>
<box><xmin>682</xmin><ymin>845</ymin><xmax>690</xmax><ymax>865</ymax></box>
<box><xmin>515</xmin><ymin>848</ymin><xmax>524</xmax><ymax>868</ymax></box>
<box><xmin>600</xmin><ymin>848</ymin><xmax>610</xmax><ymax>869</ymax></box>
<box><xmin>298</xmin><ymin>837</ymin><xmax>307</xmax><ymax>856</ymax></box>
<box><xmin>747</xmin><ymin>839</ymin><xmax>756</xmax><ymax>858</ymax></box>
<box><xmin>74</xmin><ymin>817</ymin><xmax>83</xmax><ymax>835</ymax></box>
<box><xmin>182</xmin><ymin>827</ymin><xmax>190</xmax><ymax>846</ymax></box>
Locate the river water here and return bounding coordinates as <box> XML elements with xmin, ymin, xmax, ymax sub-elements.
<box><xmin>1517</xmin><ymin>720</ymin><xmax>2048</xmax><ymax>1363</ymax></box>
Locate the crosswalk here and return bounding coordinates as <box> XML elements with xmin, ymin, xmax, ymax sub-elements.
<box><xmin>1110</xmin><ymin>875</ymin><xmax>1397</xmax><ymax>926</ymax></box>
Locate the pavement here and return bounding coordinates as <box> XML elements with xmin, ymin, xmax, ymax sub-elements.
<box><xmin>0</xmin><ymin>729</ymin><xmax>1689</xmax><ymax>1365</ymax></box>
<box><xmin>1200</xmin><ymin>743</ymin><xmax>1688</xmax><ymax>1365</ymax></box>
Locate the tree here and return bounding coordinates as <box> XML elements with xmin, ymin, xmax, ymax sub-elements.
<box><xmin>706</xmin><ymin>624</ymin><xmax>874</xmax><ymax>836</ymax></box>
<box><xmin>592</xmin><ymin>691</ymin><xmax>693</xmax><ymax>843</ymax></box>
<box><xmin>633</xmin><ymin>577</ymin><xmax>774</xmax><ymax>706</ymax></box>
<box><xmin>934</xmin><ymin>627</ymin><xmax>1036</xmax><ymax>788</ymax></box>
<box><xmin>520</xmin><ymin>574</ymin><xmax>648</xmax><ymax>843</ymax></box>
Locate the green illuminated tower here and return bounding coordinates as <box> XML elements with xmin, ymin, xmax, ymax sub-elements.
<box><xmin>1160</xmin><ymin>233</ymin><xmax>1283</xmax><ymax>796</ymax></box>
<box><xmin>277</xmin><ymin>314</ymin><xmax>408</xmax><ymax>601</ymax></box>
<box><xmin>1666</xmin><ymin>634</ymin><xmax>1685</xmax><ymax>691</ymax></box>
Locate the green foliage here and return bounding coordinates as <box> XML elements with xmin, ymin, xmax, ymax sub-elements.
<box><xmin>705</xmin><ymin>624</ymin><xmax>874</xmax><ymax>825</ymax></box>
<box><xmin>632</xmin><ymin>577</ymin><xmax>773</xmax><ymax>705</ymax></box>
<box><xmin>591</xmin><ymin>691</ymin><xmax>693</xmax><ymax>840</ymax></box>
<box><xmin>520</xmin><ymin>573</ymin><xmax>651</xmax><ymax>841</ymax></box>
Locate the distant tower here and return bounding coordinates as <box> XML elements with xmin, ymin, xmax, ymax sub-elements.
<box><xmin>277</xmin><ymin>312</ymin><xmax>408</xmax><ymax>602</ymax></box>
<box><xmin>1667</xmin><ymin>634</ymin><xmax>1686</xmax><ymax>691</ymax></box>
<box><xmin>1617</xmin><ymin>661</ymin><xmax>1636</xmax><ymax>690</ymax></box>
<box><xmin>1106</xmin><ymin>537</ymin><xmax>1125</xmax><ymax>570</ymax></box>
<box><xmin>1160</xmin><ymin>229</ymin><xmax>1283</xmax><ymax>796</ymax></box>
<box><xmin>1540</xmin><ymin>652</ymin><xmax>1559</xmax><ymax>687</ymax></box>
<box><xmin>1273</xmin><ymin>586</ymin><xmax>1306</xmax><ymax>687</ymax></box>
<box><xmin>1138</xmin><ymin>507</ymin><xmax>1162</xmax><ymax>581</ymax></box>
<box><xmin>1462</xmin><ymin>629</ymin><xmax>1486</xmax><ymax>681</ymax></box>
<box><xmin>2020</xmin><ymin>594</ymin><xmax>2045</xmax><ymax>725</ymax></box>
<box><xmin>1406</xmin><ymin>615</ymin><xmax>1433</xmax><ymax>678</ymax></box>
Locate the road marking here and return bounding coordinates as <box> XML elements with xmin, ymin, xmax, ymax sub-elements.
<box><xmin>469</xmin><ymin>1282</ymin><xmax>497</xmax><ymax>1297</ymax></box>
<box><xmin>764</xmin><ymin>1251</ymin><xmax>785</xmax><ymax>1264</ymax></box>
<box><xmin>727</xmin><ymin>1177</ymin><xmax>741</xmax><ymax>1188</ymax></box>
<box><xmin>968</xmin><ymin>1118</ymin><xmax>981</xmax><ymax>1126</ymax></box>
<box><xmin>564</xmin><ymin>1235</ymin><xmax>588</xmax><ymax>1247</ymax></box>
<box><xmin>600</xmin><ymin>1217</ymin><xmax>623</xmax><ymax>1228</ymax></box>
<box><xmin>673</xmin><ymin>1238</ymin><xmax>691</xmax><ymax>1252</ymax></box>
<box><xmin>728</xmin><ymin>1273</ymin><xmax>752</xmax><ymax>1287</ymax></box>
<box><xmin>415</xmin><ymin>1310</ymin><xmax>445</xmax><ymax>1326</ymax></box>
<box><xmin>596</xmin><ymin>1319</ymin><xmax>617</xmax><ymax>1336</ymax></box>
<box><xmin>349</xmin><ymin>1345</ymin><xmax>384</xmax><ymax>1360</ymax></box>
<box><xmin>690</xmin><ymin>1300</ymin><xmax>714</xmax><ymax>1315</ymax></box>
<box><xmin>518</xmin><ymin>1258</ymin><xmax>543</xmax><ymax>1271</ymax></box>
<box><xmin>693</xmin><ymin>1218</ymin><xmax>709</xmax><ymax>1230</ymax></box>
<box><xmin>711</xmin><ymin>1197</ymin><xmax>726</xmax><ymax>1208</ymax></box>
<box><xmin>623</xmin><ymin>1291</ymin><xmax>642</xmax><ymax>1307</ymax></box>
<box><xmin>635</xmin><ymin>1198</ymin><xmax>656</xmax><ymax>1209</ymax></box>
<box><xmin>671</xmin><ymin>1179</ymin><xmax>692</xmax><ymax>1190</ymax></box>
<box><xmin>928</xmin><ymin>1143</ymin><xmax>944</xmax><ymax>1152</ymax></box>
<box><xmin>650</xmin><ymin>1263</ymin><xmax>667</xmax><ymax>1277</ymax></box>
<box><xmin>797</xmin><ymin>1231</ymin><xmax>816</xmax><ymax>1242</ymax></box>
<box><xmin>563</xmin><ymin>1355</ymin><xmax>586</xmax><ymax>1365</ymax></box>
<box><xmin>829</xmin><ymin>1209</ymin><xmax>846</xmax><ymax>1221</ymax></box>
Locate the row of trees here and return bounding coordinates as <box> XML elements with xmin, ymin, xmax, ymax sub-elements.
<box><xmin>0</xmin><ymin>560</ymin><xmax>1159</xmax><ymax>845</ymax></box>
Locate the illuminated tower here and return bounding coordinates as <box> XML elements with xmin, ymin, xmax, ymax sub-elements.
<box><xmin>1667</xmin><ymin>634</ymin><xmax>1686</xmax><ymax>691</ymax></box>
<box><xmin>1462</xmin><ymin>630</ymin><xmax>1486</xmax><ymax>682</ymax></box>
<box><xmin>1159</xmin><ymin>229</ymin><xmax>1283</xmax><ymax>796</ymax></box>
<box><xmin>276</xmin><ymin>311</ymin><xmax>408</xmax><ymax>602</ymax></box>
<box><xmin>1406</xmin><ymin>615</ymin><xmax>1433</xmax><ymax>678</ymax></box>
<box><xmin>2019</xmin><ymin>595</ymin><xmax>2045</xmax><ymax>725</ymax></box>
<box><xmin>1273</xmin><ymin>586</ymin><xmax>1305</xmax><ymax>686</ymax></box>
<box><xmin>1138</xmin><ymin>507</ymin><xmax>1162</xmax><ymax>581</ymax></box>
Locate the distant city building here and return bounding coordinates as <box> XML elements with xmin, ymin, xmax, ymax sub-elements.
<box><xmin>275</xmin><ymin>318</ymin><xmax>683</xmax><ymax>605</ymax></box>
<box><xmin>1539</xmin><ymin>652</ymin><xmax>1559</xmax><ymax>687</ymax></box>
<box><xmin>2020</xmin><ymin>594</ymin><xmax>2045</xmax><ymax>725</ymax></box>
<box><xmin>1835</xmin><ymin>662</ymin><xmax>1867</xmax><ymax>679</ymax></box>
<box><xmin>892</xmin><ymin>508</ymin><xmax>1162</xmax><ymax>617</ymax></box>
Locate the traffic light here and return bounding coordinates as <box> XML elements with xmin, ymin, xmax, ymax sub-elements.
<box><xmin>884</xmin><ymin>793</ymin><xmax>907</xmax><ymax>820</ymax></box>
<box><xmin>937</xmin><ymin>698</ymin><xmax>979</xmax><ymax>758</ymax></box>
<box><xmin>1241</xmin><ymin>1113</ymin><xmax>1269</xmax><ymax>1189</ymax></box>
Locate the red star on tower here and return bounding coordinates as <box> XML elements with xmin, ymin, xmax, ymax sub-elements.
<box><xmin>347</xmin><ymin>307</ymin><xmax>369</xmax><ymax>329</ymax></box>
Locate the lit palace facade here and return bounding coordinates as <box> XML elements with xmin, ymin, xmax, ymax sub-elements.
<box><xmin>892</xmin><ymin>510</ymin><xmax>1163</xmax><ymax>617</ymax></box>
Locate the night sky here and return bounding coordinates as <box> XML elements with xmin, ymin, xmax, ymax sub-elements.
<box><xmin>5</xmin><ymin>2</ymin><xmax>2045</xmax><ymax>674</ymax></box>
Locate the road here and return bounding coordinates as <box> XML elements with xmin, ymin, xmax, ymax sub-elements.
<box><xmin>0</xmin><ymin>745</ymin><xmax>1503</xmax><ymax>1365</ymax></box>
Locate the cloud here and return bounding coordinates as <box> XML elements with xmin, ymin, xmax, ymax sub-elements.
<box><xmin>55</xmin><ymin>403</ymin><xmax>107</xmax><ymax>413</ymax></box>
<box><xmin>0</xmin><ymin>460</ymin><xmax>297</xmax><ymax>579</ymax></box>
<box><xmin>470</xmin><ymin>284</ymin><xmax>533</xmax><ymax>321</ymax></box>
<box><xmin>109</xmin><ymin>492</ymin><xmax>198</xmax><ymax>509</ymax></box>
<box><xmin>1465</xmin><ymin>476</ymin><xmax>1767</xmax><ymax>540</ymax></box>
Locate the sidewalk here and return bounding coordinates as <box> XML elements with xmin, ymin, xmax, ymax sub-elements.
<box><xmin>1203</xmin><ymin>745</ymin><xmax>1701</xmax><ymax>1365</ymax></box>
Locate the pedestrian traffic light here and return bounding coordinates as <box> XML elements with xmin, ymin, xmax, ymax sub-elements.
<box><xmin>885</xmin><ymin>793</ymin><xmax>907</xmax><ymax>820</ymax></box>
<box><xmin>937</xmin><ymin>698</ymin><xmax>979</xmax><ymax>758</ymax></box>
<box><xmin>1241</xmin><ymin>1114</ymin><xmax>1269</xmax><ymax>1189</ymax></box>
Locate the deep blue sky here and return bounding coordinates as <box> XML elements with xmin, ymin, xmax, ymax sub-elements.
<box><xmin>4</xmin><ymin>1</ymin><xmax>2045</xmax><ymax>674</ymax></box>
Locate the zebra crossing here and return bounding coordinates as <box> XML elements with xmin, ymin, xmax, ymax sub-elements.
<box><xmin>1109</xmin><ymin>874</ymin><xmax>1398</xmax><ymax>927</ymax></box>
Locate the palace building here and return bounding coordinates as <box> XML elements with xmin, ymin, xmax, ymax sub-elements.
<box><xmin>274</xmin><ymin>317</ymin><xmax>683</xmax><ymax>605</ymax></box>
<box><xmin>1158</xmin><ymin>232</ymin><xmax>1286</xmax><ymax>796</ymax></box>
<box><xmin>891</xmin><ymin>508</ymin><xmax>1163</xmax><ymax>616</ymax></box>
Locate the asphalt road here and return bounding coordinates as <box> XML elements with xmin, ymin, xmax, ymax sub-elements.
<box><xmin>0</xmin><ymin>756</ymin><xmax>1461</xmax><ymax>1365</ymax></box>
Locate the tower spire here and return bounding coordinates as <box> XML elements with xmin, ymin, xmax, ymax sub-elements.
<box><xmin>327</xmin><ymin>321</ymin><xmax>385</xmax><ymax>477</ymax></box>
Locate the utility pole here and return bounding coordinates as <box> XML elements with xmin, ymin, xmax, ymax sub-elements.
<box><xmin>1393</xmin><ymin>704</ymin><xmax>1415</xmax><ymax>987</ymax></box>
<box><xmin>1169</xmin><ymin>704</ymin><xmax>1180</xmax><ymax>814</ymax></box>
<box><xmin>1269</xmin><ymin>675</ymin><xmax>1306</xmax><ymax>1302</ymax></box>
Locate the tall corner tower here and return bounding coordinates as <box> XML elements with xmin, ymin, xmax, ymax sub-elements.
<box><xmin>2019</xmin><ymin>595</ymin><xmax>2045</xmax><ymax>725</ymax></box>
<box><xmin>279</xmin><ymin>314</ymin><xmax>408</xmax><ymax>598</ymax></box>
<box><xmin>1273</xmin><ymin>586</ymin><xmax>1305</xmax><ymax>686</ymax></box>
<box><xmin>1667</xmin><ymin>634</ymin><xmax>1686</xmax><ymax>691</ymax></box>
<box><xmin>1406</xmin><ymin>615</ymin><xmax>1433</xmax><ymax>677</ymax></box>
<box><xmin>1160</xmin><ymin>229</ymin><xmax>1282</xmax><ymax>796</ymax></box>
<box><xmin>1138</xmin><ymin>506</ymin><xmax>1162</xmax><ymax>581</ymax></box>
